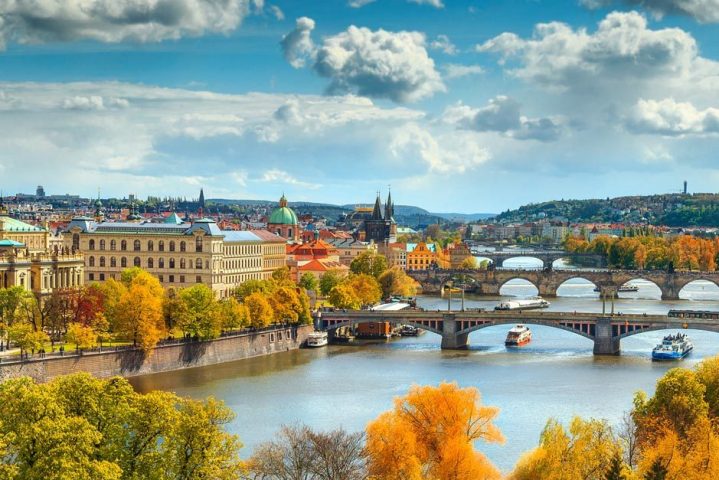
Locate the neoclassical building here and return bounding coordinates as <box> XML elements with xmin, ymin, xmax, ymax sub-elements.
<box><xmin>267</xmin><ymin>195</ymin><xmax>300</xmax><ymax>242</ymax></box>
<box><xmin>0</xmin><ymin>205</ymin><xmax>84</xmax><ymax>295</ymax></box>
<box><xmin>65</xmin><ymin>215</ymin><xmax>286</xmax><ymax>298</ymax></box>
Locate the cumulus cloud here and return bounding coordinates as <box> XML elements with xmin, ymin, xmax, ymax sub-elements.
<box><xmin>61</xmin><ymin>96</ymin><xmax>129</xmax><ymax>110</ymax></box>
<box><xmin>478</xmin><ymin>11</ymin><xmax>699</xmax><ymax>91</ymax></box>
<box><xmin>0</xmin><ymin>0</ymin><xmax>251</xmax><ymax>49</ymax></box>
<box><xmin>443</xmin><ymin>64</ymin><xmax>484</xmax><ymax>79</ymax></box>
<box><xmin>580</xmin><ymin>0</ymin><xmax>719</xmax><ymax>24</ymax></box>
<box><xmin>283</xmin><ymin>20</ymin><xmax>445</xmax><ymax>103</ymax></box>
<box><xmin>443</xmin><ymin>96</ymin><xmax>561</xmax><ymax>141</ymax></box>
<box><xmin>390</xmin><ymin>124</ymin><xmax>489</xmax><ymax>174</ymax></box>
<box><xmin>280</xmin><ymin>17</ymin><xmax>316</xmax><ymax>68</ymax></box>
<box><xmin>429</xmin><ymin>34</ymin><xmax>457</xmax><ymax>55</ymax></box>
<box><xmin>626</xmin><ymin>98</ymin><xmax>719</xmax><ymax>136</ymax></box>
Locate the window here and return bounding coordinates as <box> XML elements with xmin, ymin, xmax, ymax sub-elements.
<box><xmin>148</xmin><ymin>258</ymin><xmax>154</xmax><ymax>268</ymax></box>
<box><xmin>159</xmin><ymin>258</ymin><xmax>165</xmax><ymax>268</ymax></box>
<box><xmin>72</xmin><ymin>233</ymin><xmax>80</xmax><ymax>251</ymax></box>
<box><xmin>159</xmin><ymin>275</ymin><xmax>164</xmax><ymax>282</ymax></box>
<box><xmin>88</xmin><ymin>256</ymin><xmax>95</xmax><ymax>267</ymax></box>
<box><xmin>195</xmin><ymin>236</ymin><xmax>203</xmax><ymax>252</ymax></box>
<box><xmin>180</xmin><ymin>275</ymin><xmax>185</xmax><ymax>283</ymax></box>
<box><xmin>169</xmin><ymin>258</ymin><xmax>175</xmax><ymax>269</ymax></box>
<box><xmin>159</xmin><ymin>241</ymin><xmax>165</xmax><ymax>252</ymax></box>
<box><xmin>110</xmin><ymin>240</ymin><xmax>116</xmax><ymax>251</ymax></box>
<box><xmin>196</xmin><ymin>258</ymin><xmax>202</xmax><ymax>269</ymax></box>
<box><xmin>180</xmin><ymin>258</ymin><xmax>186</xmax><ymax>269</ymax></box>
<box><xmin>169</xmin><ymin>275</ymin><xmax>174</xmax><ymax>283</ymax></box>
<box><xmin>180</xmin><ymin>241</ymin><xmax>186</xmax><ymax>252</ymax></box>
<box><xmin>133</xmin><ymin>257</ymin><xmax>141</xmax><ymax>267</ymax></box>
<box><xmin>89</xmin><ymin>239</ymin><xmax>95</xmax><ymax>250</ymax></box>
<box><xmin>121</xmin><ymin>240</ymin><xmax>127</xmax><ymax>251</ymax></box>
<box><xmin>148</xmin><ymin>240</ymin><xmax>154</xmax><ymax>251</ymax></box>
<box><xmin>100</xmin><ymin>256</ymin><xmax>106</xmax><ymax>267</ymax></box>
<box><xmin>169</xmin><ymin>241</ymin><xmax>175</xmax><ymax>252</ymax></box>
<box><xmin>100</xmin><ymin>273</ymin><xmax>105</xmax><ymax>281</ymax></box>
<box><xmin>121</xmin><ymin>257</ymin><xmax>127</xmax><ymax>268</ymax></box>
<box><xmin>99</xmin><ymin>239</ymin><xmax>106</xmax><ymax>250</ymax></box>
<box><xmin>89</xmin><ymin>273</ymin><xmax>95</xmax><ymax>281</ymax></box>
<box><xmin>196</xmin><ymin>275</ymin><xmax>202</xmax><ymax>283</ymax></box>
<box><xmin>111</xmin><ymin>257</ymin><xmax>117</xmax><ymax>267</ymax></box>
<box><xmin>134</xmin><ymin>240</ymin><xmax>141</xmax><ymax>251</ymax></box>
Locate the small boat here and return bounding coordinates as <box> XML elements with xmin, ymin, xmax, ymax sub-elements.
<box><xmin>505</xmin><ymin>324</ymin><xmax>532</xmax><ymax>346</ymax></box>
<box><xmin>495</xmin><ymin>297</ymin><xmax>550</xmax><ymax>311</ymax></box>
<box><xmin>652</xmin><ymin>333</ymin><xmax>693</xmax><ymax>361</ymax></box>
<box><xmin>400</xmin><ymin>325</ymin><xmax>421</xmax><ymax>337</ymax></box>
<box><xmin>306</xmin><ymin>331</ymin><xmax>328</xmax><ymax>348</ymax></box>
<box><xmin>594</xmin><ymin>284</ymin><xmax>639</xmax><ymax>293</ymax></box>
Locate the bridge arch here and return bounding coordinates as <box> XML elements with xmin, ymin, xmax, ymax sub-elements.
<box><xmin>323</xmin><ymin>318</ymin><xmax>444</xmax><ymax>337</ymax></box>
<box><xmin>615</xmin><ymin>276</ymin><xmax>663</xmax><ymax>299</ymax></box>
<box><xmin>555</xmin><ymin>276</ymin><xmax>599</xmax><ymax>297</ymax></box>
<box><xmin>498</xmin><ymin>256</ymin><xmax>545</xmax><ymax>269</ymax></box>
<box><xmin>498</xmin><ymin>277</ymin><xmax>539</xmax><ymax>297</ymax></box>
<box><xmin>677</xmin><ymin>279</ymin><xmax>719</xmax><ymax>300</ymax></box>
<box><xmin>618</xmin><ymin>325</ymin><xmax>719</xmax><ymax>340</ymax></box>
<box><xmin>458</xmin><ymin>319</ymin><xmax>595</xmax><ymax>341</ymax></box>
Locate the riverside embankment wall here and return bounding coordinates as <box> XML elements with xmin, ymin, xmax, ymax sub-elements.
<box><xmin>0</xmin><ymin>324</ymin><xmax>312</xmax><ymax>383</ymax></box>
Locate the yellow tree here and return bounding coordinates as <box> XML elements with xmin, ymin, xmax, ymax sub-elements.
<box><xmin>378</xmin><ymin>267</ymin><xmax>419</xmax><ymax>299</ymax></box>
<box><xmin>366</xmin><ymin>382</ymin><xmax>503</xmax><ymax>480</ymax></box>
<box><xmin>328</xmin><ymin>284</ymin><xmax>360</xmax><ymax>310</ymax></box>
<box><xmin>268</xmin><ymin>286</ymin><xmax>301</xmax><ymax>324</ymax></box>
<box><xmin>115</xmin><ymin>270</ymin><xmax>166</xmax><ymax>350</ymax></box>
<box><xmin>244</xmin><ymin>292</ymin><xmax>274</xmax><ymax>328</ymax></box>
<box><xmin>347</xmin><ymin>274</ymin><xmax>382</xmax><ymax>307</ymax></box>
<box><xmin>65</xmin><ymin>323</ymin><xmax>98</xmax><ymax>350</ymax></box>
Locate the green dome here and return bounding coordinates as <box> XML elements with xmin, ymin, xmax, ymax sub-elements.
<box><xmin>268</xmin><ymin>206</ymin><xmax>298</xmax><ymax>225</ymax></box>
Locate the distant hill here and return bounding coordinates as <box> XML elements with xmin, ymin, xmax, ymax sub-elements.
<box><xmin>493</xmin><ymin>193</ymin><xmax>719</xmax><ymax>227</ymax></box>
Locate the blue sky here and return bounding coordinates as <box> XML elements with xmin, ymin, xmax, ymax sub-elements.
<box><xmin>1</xmin><ymin>0</ymin><xmax>718</xmax><ymax>213</ymax></box>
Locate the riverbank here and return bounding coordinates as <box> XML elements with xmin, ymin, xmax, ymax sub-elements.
<box><xmin>0</xmin><ymin>324</ymin><xmax>312</xmax><ymax>383</ymax></box>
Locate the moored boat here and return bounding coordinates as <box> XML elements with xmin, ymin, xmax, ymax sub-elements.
<box><xmin>594</xmin><ymin>284</ymin><xmax>639</xmax><ymax>293</ymax></box>
<box><xmin>495</xmin><ymin>297</ymin><xmax>550</xmax><ymax>311</ymax></box>
<box><xmin>505</xmin><ymin>324</ymin><xmax>532</xmax><ymax>346</ymax></box>
<box><xmin>306</xmin><ymin>331</ymin><xmax>328</xmax><ymax>348</ymax></box>
<box><xmin>400</xmin><ymin>325</ymin><xmax>422</xmax><ymax>337</ymax></box>
<box><xmin>652</xmin><ymin>333</ymin><xmax>693</xmax><ymax>360</ymax></box>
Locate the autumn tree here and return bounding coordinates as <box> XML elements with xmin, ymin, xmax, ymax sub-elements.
<box><xmin>245</xmin><ymin>292</ymin><xmax>274</xmax><ymax>328</ymax></box>
<box><xmin>65</xmin><ymin>323</ymin><xmax>98</xmax><ymax>350</ymax></box>
<box><xmin>114</xmin><ymin>270</ymin><xmax>166</xmax><ymax>350</ymax></box>
<box><xmin>378</xmin><ymin>267</ymin><xmax>419</xmax><ymax>299</ymax></box>
<box><xmin>350</xmin><ymin>251</ymin><xmax>388</xmax><ymax>278</ymax></box>
<box><xmin>328</xmin><ymin>284</ymin><xmax>360</xmax><ymax>310</ymax></box>
<box><xmin>218</xmin><ymin>297</ymin><xmax>249</xmax><ymax>331</ymax></box>
<box><xmin>460</xmin><ymin>256</ymin><xmax>479</xmax><ymax>270</ymax></box>
<box><xmin>319</xmin><ymin>269</ymin><xmax>346</xmax><ymax>297</ymax></box>
<box><xmin>366</xmin><ymin>382</ymin><xmax>503</xmax><ymax>480</ymax></box>
<box><xmin>346</xmin><ymin>274</ymin><xmax>382</xmax><ymax>307</ymax></box>
<box><xmin>299</xmin><ymin>273</ymin><xmax>319</xmax><ymax>293</ymax></box>
<box><xmin>177</xmin><ymin>284</ymin><xmax>222</xmax><ymax>340</ymax></box>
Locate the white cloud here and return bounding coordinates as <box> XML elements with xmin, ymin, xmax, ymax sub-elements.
<box><xmin>408</xmin><ymin>0</ymin><xmax>444</xmax><ymax>7</ymax></box>
<box><xmin>443</xmin><ymin>96</ymin><xmax>561</xmax><ymax>141</ymax></box>
<box><xmin>429</xmin><ymin>34</ymin><xmax>457</xmax><ymax>55</ymax></box>
<box><xmin>580</xmin><ymin>0</ymin><xmax>719</xmax><ymax>24</ymax></box>
<box><xmin>280</xmin><ymin>17</ymin><xmax>316</xmax><ymax>68</ymax></box>
<box><xmin>284</xmin><ymin>21</ymin><xmax>445</xmax><ymax>103</ymax></box>
<box><xmin>626</xmin><ymin>98</ymin><xmax>719</xmax><ymax>136</ymax></box>
<box><xmin>259</xmin><ymin>169</ymin><xmax>321</xmax><ymax>189</ymax></box>
<box><xmin>0</xmin><ymin>0</ymin><xmax>251</xmax><ymax>49</ymax></box>
<box><xmin>268</xmin><ymin>5</ymin><xmax>284</xmax><ymax>20</ymax></box>
<box><xmin>443</xmin><ymin>64</ymin><xmax>484</xmax><ymax>79</ymax></box>
<box><xmin>478</xmin><ymin>11</ymin><xmax>699</xmax><ymax>92</ymax></box>
<box><xmin>348</xmin><ymin>0</ymin><xmax>376</xmax><ymax>6</ymax></box>
<box><xmin>390</xmin><ymin>124</ymin><xmax>490</xmax><ymax>174</ymax></box>
<box><xmin>61</xmin><ymin>96</ymin><xmax>129</xmax><ymax>111</ymax></box>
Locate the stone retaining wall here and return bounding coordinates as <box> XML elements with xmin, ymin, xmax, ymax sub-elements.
<box><xmin>0</xmin><ymin>324</ymin><xmax>312</xmax><ymax>383</ymax></box>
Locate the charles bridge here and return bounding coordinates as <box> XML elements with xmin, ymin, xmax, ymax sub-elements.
<box><xmin>471</xmin><ymin>249</ymin><xmax>606</xmax><ymax>269</ymax></box>
<box><xmin>317</xmin><ymin>310</ymin><xmax>719</xmax><ymax>355</ymax></box>
<box><xmin>407</xmin><ymin>268</ymin><xmax>719</xmax><ymax>301</ymax></box>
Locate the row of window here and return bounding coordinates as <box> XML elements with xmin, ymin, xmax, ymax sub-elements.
<box><xmin>87</xmin><ymin>256</ymin><xmax>208</xmax><ymax>270</ymax></box>
<box><xmin>88</xmin><ymin>272</ymin><xmax>203</xmax><ymax>284</ymax></box>
<box><xmin>87</xmin><ymin>237</ymin><xmax>203</xmax><ymax>253</ymax></box>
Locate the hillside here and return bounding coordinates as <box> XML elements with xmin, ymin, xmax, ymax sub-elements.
<box><xmin>493</xmin><ymin>193</ymin><xmax>719</xmax><ymax>227</ymax></box>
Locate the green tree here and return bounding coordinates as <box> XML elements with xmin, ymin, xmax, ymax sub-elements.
<box><xmin>177</xmin><ymin>284</ymin><xmax>221</xmax><ymax>340</ymax></box>
<box><xmin>0</xmin><ymin>286</ymin><xmax>32</xmax><ymax>349</ymax></box>
<box><xmin>378</xmin><ymin>267</ymin><xmax>418</xmax><ymax>299</ymax></box>
<box><xmin>328</xmin><ymin>284</ymin><xmax>360</xmax><ymax>310</ymax></box>
<box><xmin>605</xmin><ymin>453</ymin><xmax>626</xmax><ymax>480</ymax></box>
<box><xmin>643</xmin><ymin>459</ymin><xmax>667</xmax><ymax>480</ymax></box>
<box><xmin>319</xmin><ymin>269</ymin><xmax>345</xmax><ymax>297</ymax></box>
<box><xmin>234</xmin><ymin>279</ymin><xmax>273</xmax><ymax>301</ymax></box>
<box><xmin>299</xmin><ymin>273</ymin><xmax>319</xmax><ymax>293</ymax></box>
<box><xmin>217</xmin><ymin>297</ymin><xmax>249</xmax><ymax>331</ymax></box>
<box><xmin>350</xmin><ymin>251</ymin><xmax>388</xmax><ymax>278</ymax></box>
<box><xmin>8</xmin><ymin>323</ymin><xmax>48</xmax><ymax>355</ymax></box>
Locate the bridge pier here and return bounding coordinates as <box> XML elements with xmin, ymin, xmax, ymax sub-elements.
<box><xmin>593</xmin><ymin>317</ymin><xmax>620</xmax><ymax>355</ymax></box>
<box><xmin>660</xmin><ymin>285</ymin><xmax>681</xmax><ymax>301</ymax></box>
<box><xmin>441</xmin><ymin>314</ymin><xmax>469</xmax><ymax>350</ymax></box>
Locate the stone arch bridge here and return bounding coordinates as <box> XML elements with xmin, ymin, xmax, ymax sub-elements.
<box><xmin>407</xmin><ymin>269</ymin><xmax>719</xmax><ymax>301</ymax></box>
<box><xmin>475</xmin><ymin>251</ymin><xmax>606</xmax><ymax>269</ymax></box>
<box><xmin>318</xmin><ymin>310</ymin><xmax>719</xmax><ymax>355</ymax></box>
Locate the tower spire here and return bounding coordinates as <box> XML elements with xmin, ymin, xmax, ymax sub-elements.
<box><xmin>372</xmin><ymin>190</ymin><xmax>383</xmax><ymax>220</ymax></box>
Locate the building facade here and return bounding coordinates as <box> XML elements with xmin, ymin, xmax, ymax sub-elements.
<box><xmin>364</xmin><ymin>192</ymin><xmax>397</xmax><ymax>244</ymax></box>
<box><xmin>65</xmin><ymin>216</ymin><xmax>286</xmax><ymax>297</ymax></box>
<box><xmin>267</xmin><ymin>195</ymin><xmax>300</xmax><ymax>242</ymax></box>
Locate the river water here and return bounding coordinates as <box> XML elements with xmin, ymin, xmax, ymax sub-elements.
<box><xmin>131</xmin><ymin>258</ymin><xmax>719</xmax><ymax>472</ymax></box>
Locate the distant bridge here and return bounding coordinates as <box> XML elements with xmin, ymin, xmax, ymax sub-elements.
<box><xmin>471</xmin><ymin>250</ymin><xmax>605</xmax><ymax>268</ymax></box>
<box><xmin>407</xmin><ymin>268</ymin><xmax>719</xmax><ymax>301</ymax></box>
<box><xmin>318</xmin><ymin>310</ymin><xmax>719</xmax><ymax>355</ymax></box>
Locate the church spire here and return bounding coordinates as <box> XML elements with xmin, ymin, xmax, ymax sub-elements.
<box><xmin>371</xmin><ymin>191</ymin><xmax>383</xmax><ymax>220</ymax></box>
<box><xmin>199</xmin><ymin>188</ymin><xmax>206</xmax><ymax>209</ymax></box>
<box><xmin>385</xmin><ymin>189</ymin><xmax>393</xmax><ymax>220</ymax></box>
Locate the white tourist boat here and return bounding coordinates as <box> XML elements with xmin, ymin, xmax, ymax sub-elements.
<box><xmin>495</xmin><ymin>297</ymin><xmax>550</xmax><ymax>311</ymax></box>
<box><xmin>306</xmin><ymin>331</ymin><xmax>328</xmax><ymax>348</ymax></box>
<box><xmin>505</xmin><ymin>324</ymin><xmax>532</xmax><ymax>346</ymax></box>
<box><xmin>652</xmin><ymin>333</ymin><xmax>693</xmax><ymax>361</ymax></box>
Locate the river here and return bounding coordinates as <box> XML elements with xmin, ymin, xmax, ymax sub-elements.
<box><xmin>131</xmin><ymin>258</ymin><xmax>719</xmax><ymax>472</ymax></box>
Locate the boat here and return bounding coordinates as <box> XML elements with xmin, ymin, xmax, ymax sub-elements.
<box><xmin>400</xmin><ymin>325</ymin><xmax>422</xmax><ymax>337</ymax></box>
<box><xmin>495</xmin><ymin>297</ymin><xmax>550</xmax><ymax>311</ymax></box>
<box><xmin>505</xmin><ymin>324</ymin><xmax>532</xmax><ymax>346</ymax></box>
<box><xmin>306</xmin><ymin>331</ymin><xmax>328</xmax><ymax>348</ymax></box>
<box><xmin>594</xmin><ymin>284</ymin><xmax>639</xmax><ymax>293</ymax></box>
<box><xmin>652</xmin><ymin>333</ymin><xmax>693</xmax><ymax>361</ymax></box>
<box><xmin>332</xmin><ymin>326</ymin><xmax>355</xmax><ymax>343</ymax></box>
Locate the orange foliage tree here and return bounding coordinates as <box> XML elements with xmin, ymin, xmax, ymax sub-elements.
<box><xmin>365</xmin><ymin>382</ymin><xmax>504</xmax><ymax>480</ymax></box>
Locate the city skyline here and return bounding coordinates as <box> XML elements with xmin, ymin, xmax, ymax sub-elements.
<box><xmin>1</xmin><ymin>0</ymin><xmax>718</xmax><ymax>212</ymax></box>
